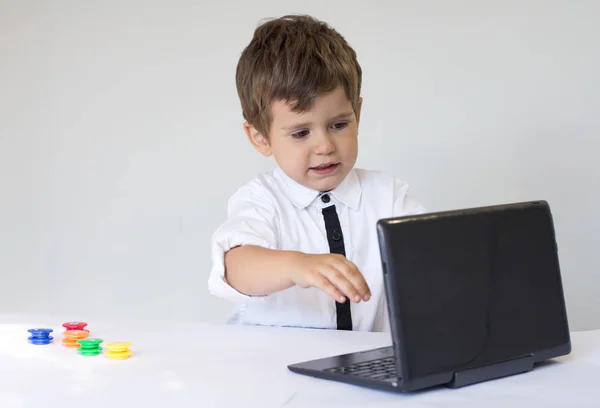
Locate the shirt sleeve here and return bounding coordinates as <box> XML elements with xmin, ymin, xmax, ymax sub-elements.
<box><xmin>392</xmin><ymin>178</ymin><xmax>427</xmax><ymax>217</ymax></box>
<box><xmin>208</xmin><ymin>182</ymin><xmax>280</xmax><ymax>303</ymax></box>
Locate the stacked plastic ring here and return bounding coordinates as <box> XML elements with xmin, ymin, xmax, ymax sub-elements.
<box><xmin>63</xmin><ymin>330</ymin><xmax>90</xmax><ymax>348</ymax></box>
<box><xmin>28</xmin><ymin>328</ymin><xmax>53</xmax><ymax>345</ymax></box>
<box><xmin>62</xmin><ymin>321</ymin><xmax>88</xmax><ymax>332</ymax></box>
<box><xmin>77</xmin><ymin>338</ymin><xmax>103</xmax><ymax>356</ymax></box>
<box><xmin>104</xmin><ymin>342</ymin><xmax>132</xmax><ymax>360</ymax></box>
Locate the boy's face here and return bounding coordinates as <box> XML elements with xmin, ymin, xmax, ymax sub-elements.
<box><xmin>245</xmin><ymin>85</ymin><xmax>361</xmax><ymax>192</ymax></box>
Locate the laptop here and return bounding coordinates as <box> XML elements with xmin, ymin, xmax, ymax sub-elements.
<box><xmin>288</xmin><ymin>200</ymin><xmax>571</xmax><ymax>392</ymax></box>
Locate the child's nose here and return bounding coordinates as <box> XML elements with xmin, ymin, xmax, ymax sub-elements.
<box><xmin>314</xmin><ymin>133</ymin><xmax>336</xmax><ymax>155</ymax></box>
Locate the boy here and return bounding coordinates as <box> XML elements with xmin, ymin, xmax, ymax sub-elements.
<box><xmin>208</xmin><ymin>15</ymin><xmax>425</xmax><ymax>332</ymax></box>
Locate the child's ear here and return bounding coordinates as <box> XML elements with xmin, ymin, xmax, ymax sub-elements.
<box><xmin>243</xmin><ymin>122</ymin><xmax>272</xmax><ymax>157</ymax></box>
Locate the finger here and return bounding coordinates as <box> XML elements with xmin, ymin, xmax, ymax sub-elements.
<box><xmin>308</xmin><ymin>273</ymin><xmax>346</xmax><ymax>303</ymax></box>
<box><xmin>337</xmin><ymin>259</ymin><xmax>371</xmax><ymax>301</ymax></box>
<box><xmin>321</xmin><ymin>264</ymin><xmax>362</xmax><ymax>303</ymax></box>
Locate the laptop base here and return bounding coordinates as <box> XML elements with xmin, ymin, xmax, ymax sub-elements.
<box><xmin>449</xmin><ymin>354</ymin><xmax>534</xmax><ymax>388</ymax></box>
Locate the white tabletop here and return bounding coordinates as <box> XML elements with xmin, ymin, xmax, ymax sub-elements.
<box><xmin>1</xmin><ymin>314</ymin><xmax>599</xmax><ymax>407</ymax></box>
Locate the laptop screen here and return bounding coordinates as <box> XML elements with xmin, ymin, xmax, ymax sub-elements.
<box><xmin>379</xmin><ymin>202</ymin><xmax>571</xmax><ymax>379</ymax></box>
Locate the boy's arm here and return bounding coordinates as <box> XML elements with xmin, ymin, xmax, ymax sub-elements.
<box><xmin>223</xmin><ymin>245</ymin><xmax>296</xmax><ymax>296</ymax></box>
<box><xmin>225</xmin><ymin>245</ymin><xmax>370</xmax><ymax>303</ymax></box>
<box><xmin>208</xmin><ymin>182</ymin><xmax>279</xmax><ymax>302</ymax></box>
<box><xmin>209</xmin><ymin>182</ymin><xmax>370</xmax><ymax>303</ymax></box>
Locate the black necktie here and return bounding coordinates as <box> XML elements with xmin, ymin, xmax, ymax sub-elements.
<box><xmin>321</xmin><ymin>194</ymin><xmax>353</xmax><ymax>331</ymax></box>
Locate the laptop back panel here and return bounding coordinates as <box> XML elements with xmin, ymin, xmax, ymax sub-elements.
<box><xmin>377</xmin><ymin>201</ymin><xmax>571</xmax><ymax>389</ymax></box>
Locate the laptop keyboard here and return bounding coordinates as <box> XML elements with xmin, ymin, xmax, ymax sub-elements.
<box><xmin>325</xmin><ymin>357</ymin><xmax>397</xmax><ymax>382</ymax></box>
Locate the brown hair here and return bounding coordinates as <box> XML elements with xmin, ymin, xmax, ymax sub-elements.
<box><xmin>235</xmin><ymin>15</ymin><xmax>362</xmax><ymax>137</ymax></box>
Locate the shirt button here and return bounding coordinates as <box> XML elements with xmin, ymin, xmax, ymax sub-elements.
<box><xmin>332</xmin><ymin>231</ymin><xmax>342</xmax><ymax>241</ymax></box>
<box><xmin>321</xmin><ymin>194</ymin><xmax>331</xmax><ymax>203</ymax></box>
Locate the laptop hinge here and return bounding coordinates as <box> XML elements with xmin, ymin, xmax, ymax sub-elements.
<box><xmin>448</xmin><ymin>354</ymin><xmax>534</xmax><ymax>388</ymax></box>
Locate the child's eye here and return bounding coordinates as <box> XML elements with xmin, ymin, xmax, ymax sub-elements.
<box><xmin>291</xmin><ymin>130</ymin><xmax>309</xmax><ymax>139</ymax></box>
<box><xmin>331</xmin><ymin>121</ymin><xmax>349</xmax><ymax>130</ymax></box>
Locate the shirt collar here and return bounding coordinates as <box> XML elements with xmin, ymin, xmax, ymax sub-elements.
<box><xmin>274</xmin><ymin>166</ymin><xmax>362</xmax><ymax>210</ymax></box>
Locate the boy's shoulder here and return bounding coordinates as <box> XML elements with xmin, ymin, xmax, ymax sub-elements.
<box><xmin>226</xmin><ymin>170</ymin><xmax>282</xmax><ymax>207</ymax></box>
<box><xmin>353</xmin><ymin>168</ymin><xmax>410</xmax><ymax>191</ymax></box>
<box><xmin>354</xmin><ymin>168</ymin><xmax>424</xmax><ymax>215</ymax></box>
<box><xmin>239</xmin><ymin>169</ymin><xmax>284</xmax><ymax>192</ymax></box>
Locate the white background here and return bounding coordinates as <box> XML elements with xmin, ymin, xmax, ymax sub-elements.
<box><xmin>1</xmin><ymin>0</ymin><xmax>598</xmax><ymax>329</ymax></box>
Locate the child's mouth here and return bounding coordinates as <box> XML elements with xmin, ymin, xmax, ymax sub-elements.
<box><xmin>310</xmin><ymin>163</ymin><xmax>340</xmax><ymax>175</ymax></box>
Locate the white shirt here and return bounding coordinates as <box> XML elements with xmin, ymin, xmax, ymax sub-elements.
<box><xmin>208</xmin><ymin>166</ymin><xmax>425</xmax><ymax>332</ymax></box>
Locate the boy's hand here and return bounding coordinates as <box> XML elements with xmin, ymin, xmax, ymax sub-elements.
<box><xmin>289</xmin><ymin>252</ymin><xmax>371</xmax><ymax>303</ymax></box>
